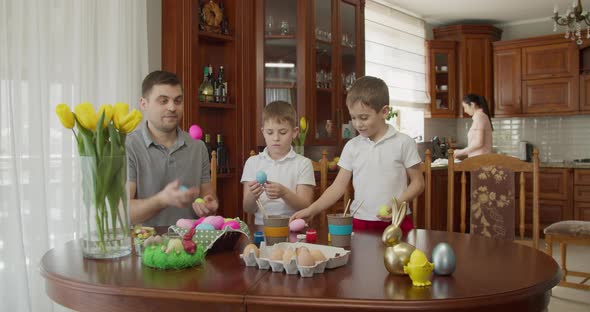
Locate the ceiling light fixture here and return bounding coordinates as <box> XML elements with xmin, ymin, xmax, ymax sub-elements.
<box><xmin>553</xmin><ymin>0</ymin><xmax>590</xmax><ymax>45</ymax></box>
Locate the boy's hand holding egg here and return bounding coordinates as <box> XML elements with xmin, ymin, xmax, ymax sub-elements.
<box><xmin>247</xmin><ymin>181</ymin><xmax>264</xmax><ymax>199</ymax></box>
<box><xmin>377</xmin><ymin>204</ymin><xmax>393</xmax><ymax>221</ymax></box>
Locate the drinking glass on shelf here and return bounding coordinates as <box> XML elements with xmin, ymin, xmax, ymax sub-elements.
<box><xmin>266</xmin><ymin>15</ymin><xmax>274</xmax><ymax>35</ymax></box>
<box><xmin>280</xmin><ymin>20</ymin><xmax>289</xmax><ymax>35</ymax></box>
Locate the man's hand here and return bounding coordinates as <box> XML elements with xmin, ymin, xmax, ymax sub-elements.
<box><xmin>159</xmin><ymin>180</ymin><xmax>199</xmax><ymax>209</ymax></box>
<box><xmin>264</xmin><ymin>181</ymin><xmax>287</xmax><ymax>199</ymax></box>
<box><xmin>193</xmin><ymin>194</ymin><xmax>218</xmax><ymax>217</ymax></box>
<box><xmin>246</xmin><ymin>181</ymin><xmax>264</xmax><ymax>199</ymax></box>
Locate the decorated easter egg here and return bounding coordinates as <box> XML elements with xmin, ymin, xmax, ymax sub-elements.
<box><xmin>194</xmin><ymin>216</ymin><xmax>206</xmax><ymax>226</ymax></box>
<box><xmin>179</xmin><ymin>185</ymin><xmax>188</xmax><ymax>192</ymax></box>
<box><xmin>189</xmin><ymin>124</ymin><xmax>203</xmax><ymax>140</ymax></box>
<box><xmin>194</xmin><ymin>197</ymin><xmax>205</xmax><ymax>204</ymax></box>
<box><xmin>224</xmin><ymin>218</ymin><xmax>234</xmax><ymax>222</ymax></box>
<box><xmin>377</xmin><ymin>204</ymin><xmax>390</xmax><ymax>217</ymax></box>
<box><xmin>289</xmin><ymin>219</ymin><xmax>306</xmax><ymax>232</ymax></box>
<box><xmin>203</xmin><ymin>215</ymin><xmax>225</xmax><ymax>230</ymax></box>
<box><xmin>255</xmin><ymin>170</ymin><xmax>267</xmax><ymax>184</ymax></box>
<box><xmin>176</xmin><ymin>218</ymin><xmax>196</xmax><ymax>229</ymax></box>
<box><xmin>196</xmin><ymin>223</ymin><xmax>216</xmax><ymax>231</ymax></box>
<box><xmin>222</xmin><ymin>220</ymin><xmax>240</xmax><ymax>230</ymax></box>
<box><xmin>432</xmin><ymin>242</ymin><xmax>456</xmax><ymax>275</ymax></box>
<box><xmin>243</xmin><ymin>244</ymin><xmax>259</xmax><ymax>258</ymax></box>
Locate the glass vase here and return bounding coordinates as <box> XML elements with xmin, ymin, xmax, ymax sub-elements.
<box><xmin>293</xmin><ymin>145</ymin><xmax>304</xmax><ymax>155</ymax></box>
<box><xmin>78</xmin><ymin>155</ymin><xmax>131</xmax><ymax>259</ymax></box>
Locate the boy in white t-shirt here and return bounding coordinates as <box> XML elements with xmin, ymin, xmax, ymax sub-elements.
<box><xmin>290</xmin><ymin>76</ymin><xmax>424</xmax><ymax>234</ymax></box>
<box><xmin>241</xmin><ymin>101</ymin><xmax>316</xmax><ymax>225</ymax></box>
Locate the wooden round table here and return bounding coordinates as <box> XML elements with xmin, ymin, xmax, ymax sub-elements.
<box><xmin>41</xmin><ymin>229</ymin><xmax>560</xmax><ymax>312</ymax></box>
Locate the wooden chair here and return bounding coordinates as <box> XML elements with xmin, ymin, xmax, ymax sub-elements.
<box><xmin>312</xmin><ymin>150</ymin><xmax>329</xmax><ymax>228</ymax></box>
<box><xmin>447</xmin><ymin>148</ymin><xmax>540</xmax><ymax>249</ymax></box>
<box><xmin>413</xmin><ymin>149</ymin><xmax>432</xmax><ymax>229</ymax></box>
<box><xmin>544</xmin><ymin>221</ymin><xmax>590</xmax><ymax>290</ymax></box>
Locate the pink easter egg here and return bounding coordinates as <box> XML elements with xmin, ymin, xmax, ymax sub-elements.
<box><xmin>176</xmin><ymin>218</ymin><xmax>197</xmax><ymax>229</ymax></box>
<box><xmin>222</xmin><ymin>220</ymin><xmax>240</xmax><ymax>230</ymax></box>
<box><xmin>203</xmin><ymin>215</ymin><xmax>225</xmax><ymax>230</ymax></box>
<box><xmin>289</xmin><ymin>218</ymin><xmax>306</xmax><ymax>232</ymax></box>
<box><xmin>189</xmin><ymin>124</ymin><xmax>203</xmax><ymax>140</ymax></box>
<box><xmin>194</xmin><ymin>217</ymin><xmax>206</xmax><ymax>226</ymax></box>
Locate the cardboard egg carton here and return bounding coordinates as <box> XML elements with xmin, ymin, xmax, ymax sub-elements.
<box><xmin>240</xmin><ymin>241</ymin><xmax>351</xmax><ymax>277</ymax></box>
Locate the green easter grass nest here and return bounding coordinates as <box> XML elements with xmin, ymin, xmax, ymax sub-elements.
<box><xmin>142</xmin><ymin>244</ymin><xmax>205</xmax><ymax>270</ymax></box>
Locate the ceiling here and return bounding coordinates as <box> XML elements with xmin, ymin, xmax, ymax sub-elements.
<box><xmin>381</xmin><ymin>0</ymin><xmax>585</xmax><ymax>26</ymax></box>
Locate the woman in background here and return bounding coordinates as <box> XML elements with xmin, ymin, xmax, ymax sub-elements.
<box><xmin>454</xmin><ymin>94</ymin><xmax>493</xmax><ymax>159</ymax></box>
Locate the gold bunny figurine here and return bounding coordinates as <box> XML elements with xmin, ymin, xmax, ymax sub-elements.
<box><xmin>383</xmin><ymin>197</ymin><xmax>416</xmax><ymax>275</ymax></box>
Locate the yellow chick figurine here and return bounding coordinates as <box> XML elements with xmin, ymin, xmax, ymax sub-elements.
<box><xmin>403</xmin><ymin>249</ymin><xmax>434</xmax><ymax>287</ymax></box>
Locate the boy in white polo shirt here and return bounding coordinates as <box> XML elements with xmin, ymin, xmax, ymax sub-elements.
<box><xmin>291</xmin><ymin>76</ymin><xmax>424</xmax><ymax>234</ymax></box>
<box><xmin>241</xmin><ymin>101</ymin><xmax>316</xmax><ymax>225</ymax></box>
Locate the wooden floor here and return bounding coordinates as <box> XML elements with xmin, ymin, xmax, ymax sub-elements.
<box><xmin>544</xmin><ymin>239</ymin><xmax>590</xmax><ymax>312</ymax></box>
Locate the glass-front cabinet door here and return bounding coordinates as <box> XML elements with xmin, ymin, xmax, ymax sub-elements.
<box><xmin>263</xmin><ymin>0</ymin><xmax>298</xmax><ymax>108</ymax></box>
<box><xmin>339</xmin><ymin>0</ymin><xmax>358</xmax><ymax>145</ymax></box>
<box><xmin>426</xmin><ymin>40</ymin><xmax>457</xmax><ymax>117</ymax></box>
<box><xmin>313</xmin><ymin>0</ymin><xmax>336</xmax><ymax>145</ymax></box>
<box><xmin>255</xmin><ymin>0</ymin><xmax>364</xmax><ymax>149</ymax></box>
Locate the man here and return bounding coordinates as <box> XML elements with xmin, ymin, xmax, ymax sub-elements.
<box><xmin>127</xmin><ymin>70</ymin><xmax>218</xmax><ymax>226</ymax></box>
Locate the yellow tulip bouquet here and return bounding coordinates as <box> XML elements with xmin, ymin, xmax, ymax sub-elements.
<box><xmin>293</xmin><ymin>116</ymin><xmax>308</xmax><ymax>147</ymax></box>
<box><xmin>55</xmin><ymin>102</ymin><xmax>142</xmax><ymax>258</ymax></box>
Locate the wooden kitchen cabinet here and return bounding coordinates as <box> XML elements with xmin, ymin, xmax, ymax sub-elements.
<box><xmin>494</xmin><ymin>48</ymin><xmax>522</xmax><ymax>115</ymax></box>
<box><xmin>522</xmin><ymin>43</ymin><xmax>578</xmax><ymax>79</ymax></box>
<box><xmin>574</xmin><ymin>169</ymin><xmax>590</xmax><ymax>221</ymax></box>
<box><xmin>425</xmin><ymin>40</ymin><xmax>457</xmax><ymax>117</ymax></box>
<box><xmin>522</xmin><ymin>77</ymin><xmax>578</xmax><ymax>113</ymax></box>
<box><xmin>430</xmin><ymin>25</ymin><xmax>502</xmax><ymax>118</ymax></box>
<box><xmin>580</xmin><ymin>73</ymin><xmax>590</xmax><ymax>112</ymax></box>
<box><xmin>493</xmin><ymin>34</ymin><xmax>580</xmax><ymax>117</ymax></box>
<box><xmin>161</xmin><ymin>0</ymin><xmax>248</xmax><ymax>218</ymax></box>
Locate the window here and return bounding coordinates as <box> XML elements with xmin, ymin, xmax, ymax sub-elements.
<box><xmin>365</xmin><ymin>0</ymin><xmax>427</xmax><ymax>141</ymax></box>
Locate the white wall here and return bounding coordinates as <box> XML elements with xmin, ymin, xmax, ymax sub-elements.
<box><xmin>498</xmin><ymin>19</ymin><xmax>556</xmax><ymax>41</ymax></box>
<box><xmin>147</xmin><ymin>0</ymin><xmax>162</xmax><ymax>72</ymax></box>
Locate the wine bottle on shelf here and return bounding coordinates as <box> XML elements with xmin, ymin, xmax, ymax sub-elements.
<box><xmin>208</xmin><ymin>64</ymin><xmax>216</xmax><ymax>91</ymax></box>
<box><xmin>215</xmin><ymin>66</ymin><xmax>226</xmax><ymax>103</ymax></box>
<box><xmin>199</xmin><ymin>66</ymin><xmax>214</xmax><ymax>103</ymax></box>
<box><xmin>216</xmin><ymin>134</ymin><xmax>229</xmax><ymax>174</ymax></box>
<box><xmin>204</xmin><ymin>133</ymin><xmax>213</xmax><ymax>160</ymax></box>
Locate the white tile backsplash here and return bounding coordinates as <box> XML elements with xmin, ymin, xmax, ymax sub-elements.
<box><xmin>455</xmin><ymin>115</ymin><xmax>590</xmax><ymax>162</ymax></box>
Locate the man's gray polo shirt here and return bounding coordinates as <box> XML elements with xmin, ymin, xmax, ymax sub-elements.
<box><xmin>126</xmin><ymin>121</ymin><xmax>210</xmax><ymax>226</ymax></box>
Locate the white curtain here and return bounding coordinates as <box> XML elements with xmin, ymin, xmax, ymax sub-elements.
<box><xmin>365</xmin><ymin>0</ymin><xmax>429</xmax><ymax>106</ymax></box>
<box><xmin>0</xmin><ymin>1</ymin><xmax>148</xmax><ymax>311</ymax></box>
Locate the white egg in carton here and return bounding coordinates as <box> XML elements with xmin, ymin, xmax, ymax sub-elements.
<box><xmin>240</xmin><ymin>241</ymin><xmax>351</xmax><ymax>278</ymax></box>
